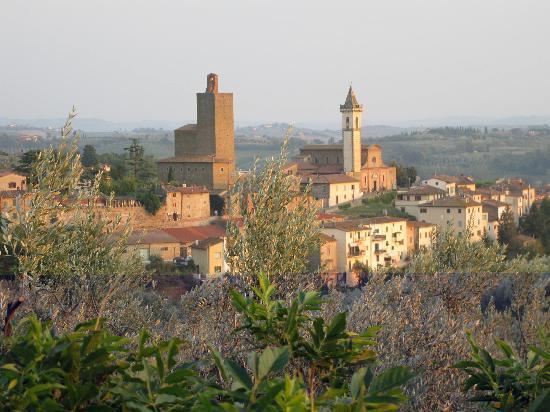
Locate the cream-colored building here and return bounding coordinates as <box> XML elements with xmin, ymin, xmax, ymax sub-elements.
<box><xmin>406</xmin><ymin>221</ymin><xmax>436</xmax><ymax>255</ymax></box>
<box><xmin>421</xmin><ymin>175</ymin><xmax>458</xmax><ymax>196</ymax></box>
<box><xmin>321</xmin><ymin>216</ymin><xmax>408</xmax><ymax>286</ymax></box>
<box><xmin>164</xmin><ymin>185</ymin><xmax>210</xmax><ymax>221</ymax></box>
<box><xmin>301</xmin><ymin>174</ymin><xmax>361</xmax><ymax>207</ymax></box>
<box><xmin>395</xmin><ymin>186</ymin><xmax>446</xmax><ymax>215</ymax></box>
<box><xmin>482</xmin><ymin>199</ymin><xmax>508</xmax><ymax>241</ymax></box>
<box><xmin>0</xmin><ymin>171</ymin><xmax>27</xmax><ymax>191</ymax></box>
<box><xmin>190</xmin><ymin>237</ymin><xmax>226</xmax><ymax>276</ymax></box>
<box><xmin>127</xmin><ymin>229</ymin><xmax>181</xmax><ymax>262</ymax></box>
<box><xmin>407</xmin><ymin>197</ymin><xmax>487</xmax><ymax>241</ymax></box>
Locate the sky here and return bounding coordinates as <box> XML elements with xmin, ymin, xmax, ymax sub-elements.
<box><xmin>1</xmin><ymin>0</ymin><xmax>549</xmax><ymax>128</ymax></box>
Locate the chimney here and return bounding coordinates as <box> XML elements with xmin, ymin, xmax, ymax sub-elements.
<box><xmin>182</xmin><ymin>183</ymin><xmax>187</xmax><ymax>188</ymax></box>
<box><xmin>206</xmin><ymin>73</ymin><xmax>218</xmax><ymax>93</ymax></box>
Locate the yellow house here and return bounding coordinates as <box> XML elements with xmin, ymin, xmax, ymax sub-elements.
<box><xmin>408</xmin><ymin>197</ymin><xmax>487</xmax><ymax>241</ymax></box>
<box><xmin>406</xmin><ymin>221</ymin><xmax>436</xmax><ymax>255</ymax></box>
<box><xmin>190</xmin><ymin>237</ymin><xmax>225</xmax><ymax>276</ymax></box>
<box><xmin>127</xmin><ymin>229</ymin><xmax>181</xmax><ymax>262</ymax></box>
<box><xmin>300</xmin><ymin>174</ymin><xmax>361</xmax><ymax>207</ymax></box>
<box><xmin>164</xmin><ymin>185</ymin><xmax>210</xmax><ymax>221</ymax></box>
<box><xmin>0</xmin><ymin>171</ymin><xmax>27</xmax><ymax>191</ymax></box>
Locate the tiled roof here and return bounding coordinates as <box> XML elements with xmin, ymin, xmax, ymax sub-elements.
<box><xmin>482</xmin><ymin>199</ymin><xmax>509</xmax><ymax>208</ymax></box>
<box><xmin>190</xmin><ymin>237</ymin><xmax>223</xmax><ymax>250</ymax></box>
<box><xmin>316</xmin><ymin>212</ymin><xmax>345</xmax><ymax>221</ymax></box>
<box><xmin>163</xmin><ymin>224</ymin><xmax>226</xmax><ymax>243</ymax></box>
<box><xmin>319</xmin><ymin>233</ymin><xmax>337</xmax><ymax>243</ymax></box>
<box><xmin>301</xmin><ymin>174</ymin><xmax>359</xmax><ymax>185</ymax></box>
<box><xmin>165</xmin><ymin>185</ymin><xmax>209</xmax><ymax>194</ymax></box>
<box><xmin>0</xmin><ymin>190</ymin><xmax>26</xmax><ymax>198</ymax></box>
<box><xmin>300</xmin><ymin>144</ymin><xmax>343</xmax><ymax>151</ymax></box>
<box><xmin>423</xmin><ymin>197</ymin><xmax>482</xmax><ymax>208</ymax></box>
<box><xmin>401</xmin><ymin>186</ymin><xmax>446</xmax><ymax>195</ymax></box>
<box><xmin>323</xmin><ymin>216</ymin><xmax>406</xmax><ymax>232</ymax></box>
<box><xmin>430</xmin><ymin>174</ymin><xmax>459</xmax><ymax>184</ymax></box>
<box><xmin>339</xmin><ymin>86</ymin><xmax>362</xmax><ymax>110</ymax></box>
<box><xmin>175</xmin><ymin>124</ymin><xmax>197</xmax><ymax>131</ymax></box>
<box><xmin>0</xmin><ymin>170</ymin><xmax>26</xmax><ymax>178</ymax></box>
<box><xmin>127</xmin><ymin>229</ymin><xmax>180</xmax><ymax>245</ymax></box>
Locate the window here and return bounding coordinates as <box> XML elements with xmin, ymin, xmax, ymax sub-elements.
<box><xmin>446</xmin><ymin>209</ymin><xmax>451</xmax><ymax>213</ymax></box>
<box><xmin>8</xmin><ymin>182</ymin><xmax>16</xmax><ymax>188</ymax></box>
<box><xmin>458</xmin><ymin>208</ymin><xmax>462</xmax><ymax>213</ymax></box>
<box><xmin>160</xmin><ymin>247</ymin><xmax>168</xmax><ymax>251</ymax></box>
<box><xmin>346</xmin><ymin>117</ymin><xmax>350</xmax><ymax>128</ymax></box>
<box><xmin>371</xmin><ymin>156</ymin><xmax>376</xmax><ymax>165</ymax></box>
<box><xmin>355</xmin><ymin>117</ymin><xmax>358</xmax><ymax>129</ymax></box>
<box><xmin>214</xmin><ymin>266</ymin><xmax>222</xmax><ymax>273</ymax></box>
<box><xmin>415</xmin><ymin>195</ymin><xmax>421</xmax><ymax>201</ymax></box>
<box><xmin>172</xmin><ymin>193</ymin><xmax>177</xmax><ymax>197</ymax></box>
<box><xmin>420</xmin><ymin>208</ymin><xmax>427</xmax><ymax>213</ymax></box>
<box><xmin>221</xmin><ymin>167</ymin><xmax>224</xmax><ymax>172</ymax></box>
<box><xmin>214</xmin><ymin>252</ymin><xmax>221</xmax><ymax>259</ymax></box>
<box><xmin>458</xmin><ymin>221</ymin><xmax>462</xmax><ymax>227</ymax></box>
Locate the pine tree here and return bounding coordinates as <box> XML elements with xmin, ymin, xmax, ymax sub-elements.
<box><xmin>167</xmin><ymin>166</ymin><xmax>175</xmax><ymax>182</ymax></box>
<box><xmin>81</xmin><ymin>144</ymin><xmax>98</xmax><ymax>168</ymax></box>
<box><xmin>498</xmin><ymin>206</ymin><xmax>517</xmax><ymax>246</ymax></box>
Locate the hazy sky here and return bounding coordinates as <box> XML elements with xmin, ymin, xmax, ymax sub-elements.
<box><xmin>1</xmin><ymin>0</ymin><xmax>549</xmax><ymax>127</ymax></box>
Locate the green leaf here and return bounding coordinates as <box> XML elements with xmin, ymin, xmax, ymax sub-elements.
<box><xmin>369</xmin><ymin>366</ymin><xmax>413</xmax><ymax>394</ymax></box>
<box><xmin>258</xmin><ymin>347</ymin><xmax>290</xmax><ymax>380</ymax></box>
<box><xmin>351</xmin><ymin>367</ymin><xmax>367</xmax><ymax>398</ymax></box>
<box><xmin>495</xmin><ymin>338</ymin><xmax>514</xmax><ymax>359</ymax></box>
<box><xmin>155</xmin><ymin>393</ymin><xmax>179</xmax><ymax>405</ymax></box>
<box><xmin>210</xmin><ymin>346</ymin><xmax>228</xmax><ymax>381</ymax></box>
<box><xmin>480</xmin><ymin>349</ymin><xmax>495</xmax><ymax>372</ymax></box>
<box><xmin>1</xmin><ymin>363</ymin><xmax>19</xmax><ymax>372</ymax></box>
<box><xmin>529</xmin><ymin>388</ymin><xmax>550</xmax><ymax>412</ymax></box>
<box><xmin>165</xmin><ymin>367</ymin><xmax>195</xmax><ymax>384</ymax></box>
<box><xmin>452</xmin><ymin>360</ymin><xmax>481</xmax><ymax>369</ymax></box>
<box><xmin>224</xmin><ymin>359</ymin><xmax>252</xmax><ymax>389</ymax></box>
<box><xmin>325</xmin><ymin>312</ymin><xmax>346</xmax><ymax>339</ymax></box>
<box><xmin>24</xmin><ymin>383</ymin><xmax>66</xmax><ymax>396</ymax></box>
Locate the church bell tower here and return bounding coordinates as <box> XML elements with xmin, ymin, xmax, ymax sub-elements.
<box><xmin>340</xmin><ymin>86</ymin><xmax>363</xmax><ymax>173</ymax></box>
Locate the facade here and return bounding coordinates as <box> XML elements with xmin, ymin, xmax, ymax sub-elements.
<box><xmin>163</xmin><ymin>223</ymin><xmax>227</xmax><ymax>257</ymax></box>
<box><xmin>157</xmin><ymin>74</ymin><xmax>235</xmax><ymax>192</ymax></box>
<box><xmin>406</xmin><ymin>221</ymin><xmax>436</xmax><ymax>255</ymax></box>
<box><xmin>421</xmin><ymin>175</ymin><xmax>459</xmax><ymax>196</ymax></box>
<box><xmin>127</xmin><ymin>229</ymin><xmax>181</xmax><ymax>262</ymax></box>
<box><xmin>309</xmin><ymin>233</ymin><xmax>339</xmax><ymax>273</ymax></box>
<box><xmin>295</xmin><ymin>87</ymin><xmax>396</xmax><ymax>193</ymax></box>
<box><xmin>321</xmin><ymin>216</ymin><xmax>408</xmax><ymax>286</ymax></box>
<box><xmin>190</xmin><ymin>237</ymin><xmax>226</xmax><ymax>276</ymax></box>
<box><xmin>407</xmin><ymin>197</ymin><xmax>488</xmax><ymax>241</ymax></box>
<box><xmin>0</xmin><ymin>190</ymin><xmax>30</xmax><ymax>219</ymax></box>
<box><xmin>395</xmin><ymin>185</ymin><xmax>446</xmax><ymax>215</ymax></box>
<box><xmin>301</xmin><ymin>174</ymin><xmax>361</xmax><ymax>207</ymax></box>
<box><xmin>482</xmin><ymin>199</ymin><xmax>508</xmax><ymax>241</ymax></box>
<box><xmin>164</xmin><ymin>185</ymin><xmax>210</xmax><ymax>221</ymax></box>
<box><xmin>0</xmin><ymin>171</ymin><xmax>27</xmax><ymax>191</ymax></box>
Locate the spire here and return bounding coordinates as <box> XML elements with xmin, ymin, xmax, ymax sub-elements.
<box><xmin>340</xmin><ymin>85</ymin><xmax>362</xmax><ymax>111</ymax></box>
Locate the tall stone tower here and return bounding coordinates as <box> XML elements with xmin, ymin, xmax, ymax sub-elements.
<box><xmin>175</xmin><ymin>73</ymin><xmax>234</xmax><ymax>161</ymax></box>
<box><xmin>340</xmin><ymin>86</ymin><xmax>363</xmax><ymax>173</ymax></box>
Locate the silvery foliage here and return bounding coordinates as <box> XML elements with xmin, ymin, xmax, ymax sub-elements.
<box><xmin>226</xmin><ymin>128</ymin><xmax>320</xmax><ymax>287</ymax></box>
<box><xmin>0</xmin><ymin>109</ymin><xmax>150</xmax><ymax>334</ymax></box>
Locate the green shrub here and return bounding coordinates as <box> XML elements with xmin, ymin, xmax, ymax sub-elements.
<box><xmin>338</xmin><ymin>203</ymin><xmax>351</xmax><ymax>210</ymax></box>
<box><xmin>453</xmin><ymin>331</ymin><xmax>550</xmax><ymax>411</ymax></box>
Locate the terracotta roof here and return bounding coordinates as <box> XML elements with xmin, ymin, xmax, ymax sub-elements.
<box><xmin>157</xmin><ymin>155</ymin><xmax>232</xmax><ymax>163</ymax></box>
<box><xmin>401</xmin><ymin>186</ymin><xmax>446</xmax><ymax>195</ymax></box>
<box><xmin>430</xmin><ymin>174</ymin><xmax>459</xmax><ymax>184</ymax></box>
<box><xmin>423</xmin><ymin>197</ymin><xmax>482</xmax><ymax>208</ymax></box>
<box><xmin>163</xmin><ymin>224</ymin><xmax>226</xmax><ymax>243</ymax></box>
<box><xmin>301</xmin><ymin>174</ymin><xmax>359</xmax><ymax>185</ymax></box>
<box><xmin>323</xmin><ymin>216</ymin><xmax>406</xmax><ymax>232</ymax></box>
<box><xmin>190</xmin><ymin>237</ymin><xmax>223</xmax><ymax>250</ymax></box>
<box><xmin>362</xmin><ymin>216</ymin><xmax>407</xmax><ymax>225</ymax></box>
<box><xmin>175</xmin><ymin>124</ymin><xmax>197</xmax><ymax>131</ymax></box>
<box><xmin>165</xmin><ymin>185</ymin><xmax>209</xmax><ymax>194</ymax></box>
<box><xmin>319</xmin><ymin>233</ymin><xmax>337</xmax><ymax>243</ymax></box>
<box><xmin>316</xmin><ymin>212</ymin><xmax>345</xmax><ymax>221</ymax></box>
<box><xmin>127</xmin><ymin>229</ymin><xmax>180</xmax><ymax>245</ymax></box>
<box><xmin>0</xmin><ymin>170</ymin><xmax>26</xmax><ymax>178</ymax></box>
<box><xmin>340</xmin><ymin>86</ymin><xmax>362</xmax><ymax>110</ymax></box>
<box><xmin>482</xmin><ymin>199</ymin><xmax>509</xmax><ymax>208</ymax></box>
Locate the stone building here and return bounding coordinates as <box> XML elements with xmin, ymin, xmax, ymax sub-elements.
<box><xmin>164</xmin><ymin>185</ymin><xmax>210</xmax><ymax>222</ymax></box>
<box><xmin>300</xmin><ymin>174</ymin><xmax>361</xmax><ymax>207</ymax></box>
<box><xmin>157</xmin><ymin>74</ymin><xmax>235</xmax><ymax>192</ymax></box>
<box><xmin>0</xmin><ymin>171</ymin><xmax>27</xmax><ymax>191</ymax></box>
<box><xmin>293</xmin><ymin>86</ymin><xmax>396</xmax><ymax>192</ymax></box>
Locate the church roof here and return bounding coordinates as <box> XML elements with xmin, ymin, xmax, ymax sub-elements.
<box><xmin>340</xmin><ymin>86</ymin><xmax>362</xmax><ymax>111</ymax></box>
<box><xmin>157</xmin><ymin>155</ymin><xmax>232</xmax><ymax>163</ymax></box>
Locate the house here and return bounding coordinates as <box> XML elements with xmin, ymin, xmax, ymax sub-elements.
<box><xmin>0</xmin><ymin>171</ymin><xmax>27</xmax><ymax>191</ymax></box>
<box><xmin>421</xmin><ymin>175</ymin><xmax>459</xmax><ymax>196</ymax></box>
<box><xmin>310</xmin><ymin>233</ymin><xmax>339</xmax><ymax>274</ymax></box>
<box><xmin>406</xmin><ymin>221</ymin><xmax>437</xmax><ymax>255</ymax></box>
<box><xmin>164</xmin><ymin>185</ymin><xmax>210</xmax><ymax>221</ymax></box>
<box><xmin>321</xmin><ymin>216</ymin><xmax>408</xmax><ymax>286</ymax></box>
<box><xmin>0</xmin><ymin>190</ymin><xmax>31</xmax><ymax>219</ymax></box>
<box><xmin>127</xmin><ymin>229</ymin><xmax>181</xmax><ymax>262</ymax></box>
<box><xmin>482</xmin><ymin>199</ymin><xmax>509</xmax><ymax>240</ymax></box>
<box><xmin>190</xmin><ymin>237</ymin><xmax>226</xmax><ymax>276</ymax></box>
<box><xmin>163</xmin><ymin>224</ymin><xmax>227</xmax><ymax>257</ymax></box>
<box><xmin>301</xmin><ymin>174</ymin><xmax>361</xmax><ymax>207</ymax></box>
<box><xmin>395</xmin><ymin>185</ymin><xmax>446</xmax><ymax>215</ymax></box>
<box><xmin>407</xmin><ymin>197</ymin><xmax>487</xmax><ymax>241</ymax></box>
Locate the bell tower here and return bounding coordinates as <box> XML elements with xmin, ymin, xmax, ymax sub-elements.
<box><xmin>340</xmin><ymin>86</ymin><xmax>363</xmax><ymax>173</ymax></box>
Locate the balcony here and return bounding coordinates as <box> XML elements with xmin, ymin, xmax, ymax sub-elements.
<box><xmin>373</xmin><ymin>234</ymin><xmax>386</xmax><ymax>241</ymax></box>
<box><xmin>374</xmin><ymin>249</ymin><xmax>386</xmax><ymax>255</ymax></box>
<box><xmin>347</xmin><ymin>250</ymin><xmax>365</xmax><ymax>258</ymax></box>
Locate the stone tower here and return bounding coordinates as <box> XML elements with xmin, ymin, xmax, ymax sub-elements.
<box><xmin>175</xmin><ymin>73</ymin><xmax>234</xmax><ymax>161</ymax></box>
<box><xmin>340</xmin><ymin>86</ymin><xmax>363</xmax><ymax>173</ymax></box>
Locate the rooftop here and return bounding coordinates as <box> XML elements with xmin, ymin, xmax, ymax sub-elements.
<box><xmin>127</xmin><ymin>229</ymin><xmax>180</xmax><ymax>245</ymax></box>
<box><xmin>163</xmin><ymin>224</ymin><xmax>226</xmax><ymax>243</ymax></box>
<box><xmin>323</xmin><ymin>216</ymin><xmax>406</xmax><ymax>232</ymax></box>
<box><xmin>340</xmin><ymin>86</ymin><xmax>363</xmax><ymax>111</ymax></box>
<box><xmin>190</xmin><ymin>237</ymin><xmax>223</xmax><ymax>250</ymax></box>
<box><xmin>300</xmin><ymin>173</ymin><xmax>359</xmax><ymax>185</ymax></box>
<box><xmin>157</xmin><ymin>155</ymin><xmax>233</xmax><ymax>163</ymax></box>
<box><xmin>400</xmin><ymin>186</ymin><xmax>446</xmax><ymax>196</ymax></box>
<box><xmin>165</xmin><ymin>185</ymin><xmax>209</xmax><ymax>194</ymax></box>
<box><xmin>300</xmin><ymin>144</ymin><xmax>343</xmax><ymax>151</ymax></box>
<box><xmin>0</xmin><ymin>170</ymin><xmax>26</xmax><ymax>178</ymax></box>
<box><xmin>422</xmin><ymin>197</ymin><xmax>482</xmax><ymax>208</ymax></box>
<box><xmin>175</xmin><ymin>124</ymin><xmax>197</xmax><ymax>131</ymax></box>
<box><xmin>407</xmin><ymin>221</ymin><xmax>437</xmax><ymax>228</ymax></box>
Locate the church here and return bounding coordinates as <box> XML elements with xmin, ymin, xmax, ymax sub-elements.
<box><xmin>291</xmin><ymin>86</ymin><xmax>396</xmax><ymax>192</ymax></box>
<box><xmin>157</xmin><ymin>73</ymin><xmax>235</xmax><ymax>193</ymax></box>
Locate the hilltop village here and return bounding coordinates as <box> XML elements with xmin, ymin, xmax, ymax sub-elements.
<box><xmin>1</xmin><ymin>74</ymin><xmax>547</xmax><ymax>288</ymax></box>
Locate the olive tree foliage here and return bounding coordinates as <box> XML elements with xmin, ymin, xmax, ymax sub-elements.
<box><xmin>226</xmin><ymin>129</ymin><xmax>320</xmax><ymax>287</ymax></box>
<box><xmin>332</xmin><ymin>271</ymin><xmax>550</xmax><ymax>411</ymax></box>
<box><xmin>409</xmin><ymin>224</ymin><xmax>550</xmax><ymax>275</ymax></box>
<box><xmin>0</xmin><ymin>109</ymin><xmax>148</xmax><ymax>333</ymax></box>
